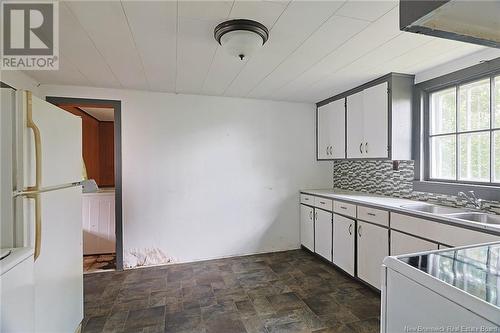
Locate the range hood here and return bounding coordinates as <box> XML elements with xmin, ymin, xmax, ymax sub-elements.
<box><xmin>400</xmin><ymin>0</ymin><xmax>500</xmax><ymax>49</ymax></box>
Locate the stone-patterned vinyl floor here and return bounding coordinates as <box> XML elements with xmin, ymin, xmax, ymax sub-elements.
<box><xmin>83</xmin><ymin>249</ymin><xmax>380</xmax><ymax>333</ymax></box>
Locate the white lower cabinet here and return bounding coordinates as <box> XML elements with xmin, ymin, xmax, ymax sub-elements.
<box><xmin>333</xmin><ymin>214</ymin><xmax>355</xmax><ymax>276</ymax></box>
<box><xmin>390</xmin><ymin>230</ymin><xmax>438</xmax><ymax>256</ymax></box>
<box><xmin>314</xmin><ymin>209</ymin><xmax>332</xmax><ymax>261</ymax></box>
<box><xmin>300</xmin><ymin>204</ymin><xmax>314</xmax><ymax>251</ymax></box>
<box><xmin>357</xmin><ymin>221</ymin><xmax>389</xmax><ymax>289</ymax></box>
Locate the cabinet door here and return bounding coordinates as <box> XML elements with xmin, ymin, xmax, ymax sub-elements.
<box><xmin>317</xmin><ymin>104</ymin><xmax>331</xmax><ymax>160</ymax></box>
<box><xmin>363</xmin><ymin>82</ymin><xmax>388</xmax><ymax>158</ymax></box>
<box><xmin>328</xmin><ymin>99</ymin><xmax>346</xmax><ymax>158</ymax></box>
<box><xmin>300</xmin><ymin>204</ymin><xmax>314</xmax><ymax>251</ymax></box>
<box><xmin>390</xmin><ymin>230</ymin><xmax>438</xmax><ymax>256</ymax></box>
<box><xmin>314</xmin><ymin>209</ymin><xmax>332</xmax><ymax>261</ymax></box>
<box><xmin>357</xmin><ymin>221</ymin><xmax>388</xmax><ymax>289</ymax></box>
<box><xmin>346</xmin><ymin>91</ymin><xmax>364</xmax><ymax>158</ymax></box>
<box><xmin>333</xmin><ymin>214</ymin><xmax>355</xmax><ymax>276</ymax></box>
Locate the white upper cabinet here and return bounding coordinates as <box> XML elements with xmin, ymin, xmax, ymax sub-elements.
<box><xmin>347</xmin><ymin>82</ymin><xmax>389</xmax><ymax>158</ymax></box>
<box><xmin>317</xmin><ymin>98</ymin><xmax>345</xmax><ymax>159</ymax></box>
<box><xmin>362</xmin><ymin>82</ymin><xmax>388</xmax><ymax>158</ymax></box>
<box><xmin>346</xmin><ymin>91</ymin><xmax>364</xmax><ymax>158</ymax></box>
<box><xmin>319</xmin><ymin>73</ymin><xmax>413</xmax><ymax>160</ymax></box>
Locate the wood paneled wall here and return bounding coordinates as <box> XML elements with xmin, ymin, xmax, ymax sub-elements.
<box><xmin>58</xmin><ymin>106</ymin><xmax>114</xmax><ymax>187</ymax></box>
<box><xmin>99</xmin><ymin>122</ymin><xmax>115</xmax><ymax>187</ymax></box>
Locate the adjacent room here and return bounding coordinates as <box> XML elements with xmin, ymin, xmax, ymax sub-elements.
<box><xmin>1</xmin><ymin>1</ymin><xmax>499</xmax><ymax>333</ymax></box>
<box><xmin>56</xmin><ymin>103</ymin><xmax>117</xmax><ymax>273</ymax></box>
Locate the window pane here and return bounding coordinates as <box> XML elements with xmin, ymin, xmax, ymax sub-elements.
<box><xmin>458</xmin><ymin>132</ymin><xmax>490</xmax><ymax>182</ymax></box>
<box><xmin>459</xmin><ymin>78</ymin><xmax>490</xmax><ymax>131</ymax></box>
<box><xmin>430</xmin><ymin>135</ymin><xmax>456</xmax><ymax>180</ymax></box>
<box><xmin>430</xmin><ymin>88</ymin><xmax>456</xmax><ymax>135</ymax></box>
<box><xmin>495</xmin><ymin>131</ymin><xmax>500</xmax><ymax>182</ymax></box>
<box><xmin>495</xmin><ymin>76</ymin><xmax>500</xmax><ymax>129</ymax></box>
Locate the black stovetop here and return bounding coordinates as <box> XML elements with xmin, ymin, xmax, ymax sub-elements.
<box><xmin>399</xmin><ymin>243</ymin><xmax>500</xmax><ymax>308</ymax></box>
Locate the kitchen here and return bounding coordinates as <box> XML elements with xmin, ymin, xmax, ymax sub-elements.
<box><xmin>0</xmin><ymin>1</ymin><xmax>499</xmax><ymax>332</ymax></box>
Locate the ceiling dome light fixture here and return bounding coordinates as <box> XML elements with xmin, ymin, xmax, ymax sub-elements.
<box><xmin>214</xmin><ymin>19</ymin><xmax>269</xmax><ymax>61</ymax></box>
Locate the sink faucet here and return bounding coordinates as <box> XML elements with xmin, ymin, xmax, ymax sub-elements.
<box><xmin>458</xmin><ymin>191</ymin><xmax>485</xmax><ymax>210</ymax></box>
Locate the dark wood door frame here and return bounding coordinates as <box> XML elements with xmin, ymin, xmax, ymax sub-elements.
<box><xmin>46</xmin><ymin>96</ymin><xmax>124</xmax><ymax>270</ymax></box>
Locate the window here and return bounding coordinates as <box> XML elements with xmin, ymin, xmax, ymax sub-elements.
<box><xmin>428</xmin><ymin>75</ymin><xmax>500</xmax><ymax>184</ymax></box>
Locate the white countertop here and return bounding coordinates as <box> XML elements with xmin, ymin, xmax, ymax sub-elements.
<box><xmin>0</xmin><ymin>247</ymin><xmax>34</xmax><ymax>275</ymax></box>
<box><xmin>300</xmin><ymin>189</ymin><xmax>500</xmax><ymax>234</ymax></box>
<box><xmin>83</xmin><ymin>187</ymin><xmax>115</xmax><ymax>196</ymax></box>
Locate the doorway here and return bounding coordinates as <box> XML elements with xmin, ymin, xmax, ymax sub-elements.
<box><xmin>46</xmin><ymin>97</ymin><xmax>123</xmax><ymax>272</ymax></box>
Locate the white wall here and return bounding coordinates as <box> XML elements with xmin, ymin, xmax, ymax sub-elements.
<box><xmin>40</xmin><ymin>84</ymin><xmax>332</xmax><ymax>265</ymax></box>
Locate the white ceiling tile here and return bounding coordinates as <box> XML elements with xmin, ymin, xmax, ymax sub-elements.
<box><xmin>248</xmin><ymin>15</ymin><xmax>369</xmax><ymax>99</ymax></box>
<box><xmin>336</xmin><ymin>0</ymin><xmax>398</xmax><ymax>22</ymax></box>
<box><xmin>65</xmin><ymin>1</ymin><xmax>148</xmax><ymax>90</ymax></box>
<box><xmin>274</xmin><ymin>6</ymin><xmax>401</xmax><ymax>101</ymax></box>
<box><xmin>178</xmin><ymin>1</ymin><xmax>233</xmax><ymax>20</ymax></box>
<box><xmin>58</xmin><ymin>3</ymin><xmax>121</xmax><ymax>88</ymax></box>
<box><xmin>229</xmin><ymin>0</ymin><xmax>289</xmax><ymax>28</ymax></box>
<box><xmin>24</xmin><ymin>55</ymin><xmax>90</xmax><ymax>87</ymax></box>
<box><xmin>176</xmin><ymin>18</ymin><xmax>219</xmax><ymax>94</ymax></box>
<box><xmin>374</xmin><ymin>38</ymin><xmax>475</xmax><ymax>73</ymax></box>
<box><xmin>122</xmin><ymin>1</ymin><xmax>177</xmax><ymax>92</ymax></box>
<box><xmin>223</xmin><ymin>0</ymin><xmax>346</xmax><ymax>97</ymax></box>
<box><xmin>201</xmin><ymin>48</ymin><xmax>246</xmax><ymax>96</ymax></box>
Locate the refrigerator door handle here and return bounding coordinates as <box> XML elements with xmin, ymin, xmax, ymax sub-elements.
<box><xmin>26</xmin><ymin>91</ymin><xmax>42</xmax><ymax>192</ymax></box>
<box><xmin>30</xmin><ymin>194</ymin><xmax>41</xmax><ymax>261</ymax></box>
<box><xmin>15</xmin><ymin>193</ymin><xmax>42</xmax><ymax>260</ymax></box>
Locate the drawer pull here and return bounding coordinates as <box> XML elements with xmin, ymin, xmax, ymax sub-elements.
<box><xmin>367</xmin><ymin>212</ymin><xmax>376</xmax><ymax>216</ymax></box>
<box><xmin>304</xmin><ymin>197</ymin><xmax>309</xmax><ymax>201</ymax></box>
<box><xmin>340</xmin><ymin>206</ymin><xmax>347</xmax><ymax>210</ymax></box>
<box><xmin>348</xmin><ymin>224</ymin><xmax>353</xmax><ymax>235</ymax></box>
<box><xmin>358</xmin><ymin>225</ymin><xmax>362</xmax><ymax>237</ymax></box>
<box><xmin>320</xmin><ymin>201</ymin><xmax>326</xmax><ymax>205</ymax></box>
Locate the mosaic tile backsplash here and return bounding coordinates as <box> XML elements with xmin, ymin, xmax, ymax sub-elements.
<box><xmin>332</xmin><ymin>160</ymin><xmax>500</xmax><ymax>214</ymax></box>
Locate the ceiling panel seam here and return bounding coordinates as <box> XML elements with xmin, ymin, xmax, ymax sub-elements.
<box><xmin>120</xmin><ymin>1</ymin><xmax>151</xmax><ymax>90</ymax></box>
<box><xmin>244</xmin><ymin>0</ymin><xmax>352</xmax><ymax>98</ymax></box>
<box><xmin>269</xmin><ymin>3</ymin><xmax>398</xmax><ymax>99</ymax></box>
<box><xmin>63</xmin><ymin>2</ymin><xmax>123</xmax><ymax>89</ymax></box>
<box><xmin>175</xmin><ymin>0</ymin><xmax>179</xmax><ymax>93</ymax></box>
<box><xmin>199</xmin><ymin>0</ymin><xmax>236</xmax><ymax>94</ymax></box>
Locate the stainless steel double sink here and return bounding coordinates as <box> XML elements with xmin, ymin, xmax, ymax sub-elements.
<box><xmin>400</xmin><ymin>203</ymin><xmax>500</xmax><ymax>226</ymax></box>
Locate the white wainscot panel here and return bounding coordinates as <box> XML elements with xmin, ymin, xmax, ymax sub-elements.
<box><xmin>82</xmin><ymin>191</ymin><xmax>115</xmax><ymax>255</ymax></box>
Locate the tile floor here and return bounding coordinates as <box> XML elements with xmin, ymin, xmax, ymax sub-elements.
<box><xmin>84</xmin><ymin>254</ymin><xmax>117</xmax><ymax>273</ymax></box>
<box><xmin>83</xmin><ymin>249</ymin><xmax>380</xmax><ymax>333</ymax></box>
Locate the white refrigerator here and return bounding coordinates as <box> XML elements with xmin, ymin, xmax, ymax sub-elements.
<box><xmin>0</xmin><ymin>87</ymin><xmax>84</xmax><ymax>333</ymax></box>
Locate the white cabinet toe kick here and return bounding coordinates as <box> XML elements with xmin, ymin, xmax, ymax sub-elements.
<box><xmin>299</xmin><ymin>191</ymin><xmax>500</xmax><ymax>291</ymax></box>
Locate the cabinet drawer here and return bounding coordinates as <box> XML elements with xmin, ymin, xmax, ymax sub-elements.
<box><xmin>314</xmin><ymin>197</ymin><xmax>333</xmax><ymax>211</ymax></box>
<box><xmin>357</xmin><ymin>206</ymin><xmax>389</xmax><ymax>227</ymax></box>
<box><xmin>391</xmin><ymin>213</ymin><xmax>500</xmax><ymax>247</ymax></box>
<box><xmin>333</xmin><ymin>201</ymin><xmax>356</xmax><ymax>218</ymax></box>
<box><xmin>300</xmin><ymin>194</ymin><xmax>314</xmax><ymax>205</ymax></box>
